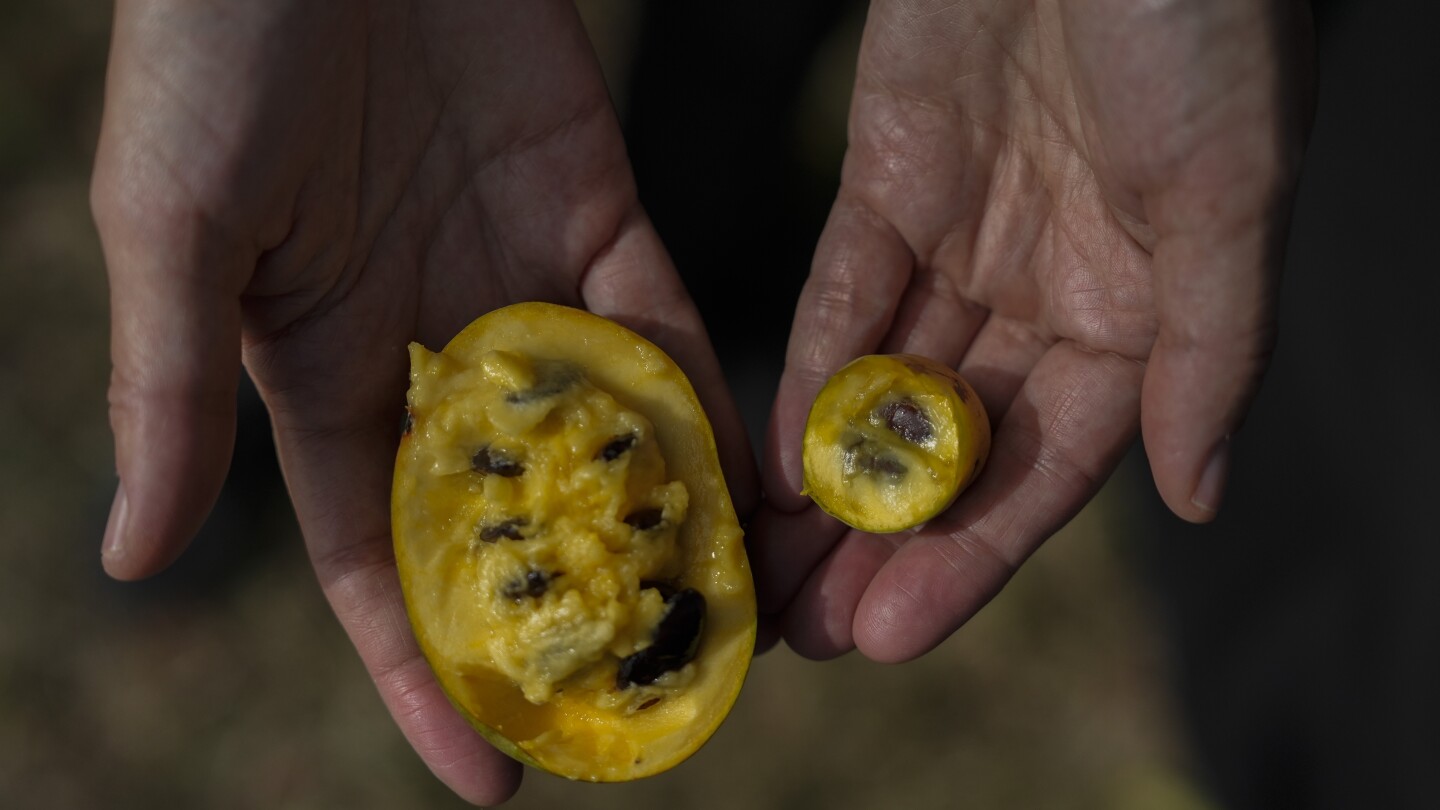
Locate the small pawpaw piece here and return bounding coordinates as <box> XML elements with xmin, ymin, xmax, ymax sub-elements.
<box><xmin>802</xmin><ymin>354</ymin><xmax>990</xmax><ymax>533</ymax></box>
<box><xmin>392</xmin><ymin>302</ymin><xmax>755</xmax><ymax>782</ymax></box>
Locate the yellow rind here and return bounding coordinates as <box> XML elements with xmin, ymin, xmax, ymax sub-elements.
<box><xmin>392</xmin><ymin>302</ymin><xmax>756</xmax><ymax>782</ymax></box>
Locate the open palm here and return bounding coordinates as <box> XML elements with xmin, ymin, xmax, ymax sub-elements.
<box><xmin>92</xmin><ymin>1</ymin><xmax>753</xmax><ymax>803</ymax></box>
<box><xmin>755</xmin><ymin>0</ymin><xmax>1312</xmax><ymax>660</ymax></box>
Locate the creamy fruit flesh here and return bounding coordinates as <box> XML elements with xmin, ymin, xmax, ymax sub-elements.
<box><xmin>392</xmin><ymin>303</ymin><xmax>754</xmax><ymax>781</ymax></box>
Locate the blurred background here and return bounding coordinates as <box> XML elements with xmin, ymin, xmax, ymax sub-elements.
<box><xmin>2</xmin><ymin>1</ymin><xmax>1434</xmax><ymax>808</ymax></box>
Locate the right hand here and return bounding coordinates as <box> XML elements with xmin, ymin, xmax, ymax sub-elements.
<box><xmin>92</xmin><ymin>1</ymin><xmax>755</xmax><ymax>803</ymax></box>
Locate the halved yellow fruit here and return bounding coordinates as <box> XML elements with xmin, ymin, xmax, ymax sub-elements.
<box><xmin>802</xmin><ymin>354</ymin><xmax>990</xmax><ymax>533</ymax></box>
<box><xmin>392</xmin><ymin>302</ymin><xmax>755</xmax><ymax>781</ymax></box>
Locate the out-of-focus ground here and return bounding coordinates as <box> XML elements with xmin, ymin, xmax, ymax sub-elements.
<box><xmin>0</xmin><ymin>3</ymin><xmax>1216</xmax><ymax>808</ymax></box>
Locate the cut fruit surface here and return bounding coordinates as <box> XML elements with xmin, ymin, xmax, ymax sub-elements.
<box><xmin>802</xmin><ymin>354</ymin><xmax>990</xmax><ymax>534</ymax></box>
<box><xmin>392</xmin><ymin>302</ymin><xmax>755</xmax><ymax>782</ymax></box>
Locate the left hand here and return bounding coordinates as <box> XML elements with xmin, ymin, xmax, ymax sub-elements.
<box><xmin>92</xmin><ymin>1</ymin><xmax>754</xmax><ymax>802</ymax></box>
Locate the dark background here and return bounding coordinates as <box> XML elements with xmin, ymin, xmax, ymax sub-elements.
<box><xmin>2</xmin><ymin>1</ymin><xmax>1435</xmax><ymax>807</ymax></box>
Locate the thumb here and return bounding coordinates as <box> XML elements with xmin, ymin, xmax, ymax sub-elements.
<box><xmin>91</xmin><ymin>0</ymin><xmax>268</xmax><ymax>579</ymax></box>
<box><xmin>93</xmin><ymin>175</ymin><xmax>252</xmax><ymax>580</ymax></box>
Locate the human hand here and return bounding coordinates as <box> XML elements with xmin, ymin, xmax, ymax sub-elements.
<box><xmin>92</xmin><ymin>0</ymin><xmax>754</xmax><ymax>803</ymax></box>
<box><xmin>755</xmin><ymin>0</ymin><xmax>1312</xmax><ymax>660</ymax></box>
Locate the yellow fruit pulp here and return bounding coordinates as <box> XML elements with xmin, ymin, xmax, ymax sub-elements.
<box><xmin>392</xmin><ymin>303</ymin><xmax>755</xmax><ymax>781</ymax></box>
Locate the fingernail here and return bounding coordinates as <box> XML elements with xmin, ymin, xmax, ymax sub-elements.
<box><xmin>102</xmin><ymin>484</ymin><xmax>129</xmax><ymax>563</ymax></box>
<box><xmin>1191</xmin><ymin>438</ymin><xmax>1230</xmax><ymax>517</ymax></box>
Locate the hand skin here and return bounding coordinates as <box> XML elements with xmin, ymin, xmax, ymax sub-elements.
<box><xmin>754</xmin><ymin>0</ymin><xmax>1314</xmax><ymax>661</ymax></box>
<box><xmin>92</xmin><ymin>0</ymin><xmax>755</xmax><ymax>804</ymax></box>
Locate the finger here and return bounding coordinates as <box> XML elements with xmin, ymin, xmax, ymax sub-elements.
<box><xmin>753</xmin><ymin>615</ymin><xmax>783</xmax><ymax>656</ymax></box>
<box><xmin>748</xmin><ymin>501</ymin><xmax>848</xmax><ymax>615</ymax></box>
<box><xmin>853</xmin><ymin>343</ymin><xmax>1143</xmax><ymax>662</ymax></box>
<box><xmin>764</xmin><ymin>194</ymin><xmax>914</xmax><ymax>511</ymax></box>
<box><xmin>1088</xmin><ymin>0</ymin><xmax>1310</xmax><ymax>524</ymax></box>
<box><xmin>92</xmin><ymin>172</ymin><xmax>250</xmax><ymax>581</ymax></box>
<box><xmin>1142</xmin><ymin>223</ymin><xmax>1281</xmax><ymax>522</ymax></box>
<box><xmin>581</xmin><ymin>207</ymin><xmax>759</xmax><ymax>519</ymax></box>
<box><xmin>780</xmin><ymin>530</ymin><xmax>900</xmax><ymax>660</ymax></box>
<box><xmin>879</xmin><ymin>271</ymin><xmax>990</xmax><ymax>370</ymax></box>
<box><xmin>955</xmin><ymin>313</ymin><xmax>1054</xmax><ymax>425</ymax></box>
<box><xmin>270</xmin><ymin>413</ymin><xmax>523</xmax><ymax>806</ymax></box>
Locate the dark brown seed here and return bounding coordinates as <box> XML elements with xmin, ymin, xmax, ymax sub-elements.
<box><xmin>636</xmin><ymin>698</ymin><xmax>662</xmax><ymax>711</ymax></box>
<box><xmin>400</xmin><ymin>407</ymin><xmax>414</xmax><ymax>437</ymax></box>
<box><xmin>624</xmin><ymin>508</ymin><xmax>664</xmax><ymax>531</ymax></box>
<box><xmin>863</xmin><ymin>453</ymin><xmax>908</xmax><ymax>479</ymax></box>
<box><xmin>479</xmin><ymin>518</ymin><xmax>529</xmax><ymax>542</ymax></box>
<box><xmin>472</xmin><ymin>445</ymin><xmax>524</xmax><ymax>477</ymax></box>
<box><xmin>597</xmin><ymin>433</ymin><xmax>638</xmax><ymax>462</ymax></box>
<box><xmin>845</xmin><ymin>441</ymin><xmax>907</xmax><ymax>481</ymax></box>
<box><xmin>617</xmin><ymin>588</ymin><xmax>705</xmax><ymax>688</ymax></box>
<box><xmin>501</xmin><ymin>569</ymin><xmax>556</xmax><ymax>601</ymax></box>
<box><xmin>879</xmin><ymin>399</ymin><xmax>933</xmax><ymax>445</ymax></box>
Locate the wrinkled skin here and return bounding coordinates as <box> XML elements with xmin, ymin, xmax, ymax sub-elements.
<box><xmin>92</xmin><ymin>0</ymin><xmax>754</xmax><ymax>804</ymax></box>
<box><xmin>752</xmin><ymin>0</ymin><xmax>1313</xmax><ymax>661</ymax></box>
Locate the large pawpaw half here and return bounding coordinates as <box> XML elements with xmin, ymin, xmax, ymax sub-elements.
<box><xmin>392</xmin><ymin>302</ymin><xmax>755</xmax><ymax>782</ymax></box>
